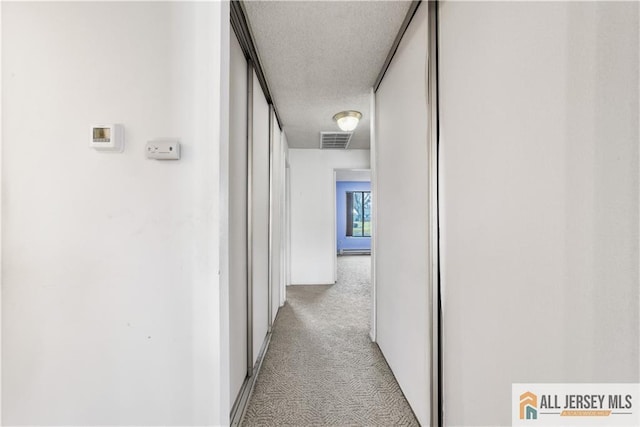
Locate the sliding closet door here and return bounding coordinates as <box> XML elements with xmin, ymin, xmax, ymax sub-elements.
<box><xmin>270</xmin><ymin>114</ymin><xmax>282</xmax><ymax>323</ymax></box>
<box><xmin>439</xmin><ymin>2</ymin><xmax>639</xmax><ymax>425</ymax></box>
<box><xmin>229</xmin><ymin>32</ymin><xmax>248</xmax><ymax>406</ymax></box>
<box><xmin>252</xmin><ymin>71</ymin><xmax>271</xmax><ymax>364</ymax></box>
<box><xmin>374</xmin><ymin>4</ymin><xmax>431</xmax><ymax>425</ymax></box>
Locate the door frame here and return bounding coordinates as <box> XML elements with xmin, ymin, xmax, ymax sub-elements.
<box><xmin>332</xmin><ymin>168</ymin><xmax>374</xmax><ymax>340</ymax></box>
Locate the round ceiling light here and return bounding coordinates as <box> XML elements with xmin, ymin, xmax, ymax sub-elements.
<box><xmin>333</xmin><ymin>110</ymin><xmax>362</xmax><ymax>132</ymax></box>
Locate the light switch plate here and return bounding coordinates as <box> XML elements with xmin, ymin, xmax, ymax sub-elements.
<box><xmin>146</xmin><ymin>139</ymin><xmax>180</xmax><ymax>160</ymax></box>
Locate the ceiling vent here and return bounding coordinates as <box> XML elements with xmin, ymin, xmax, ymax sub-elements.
<box><xmin>320</xmin><ymin>132</ymin><xmax>353</xmax><ymax>149</ymax></box>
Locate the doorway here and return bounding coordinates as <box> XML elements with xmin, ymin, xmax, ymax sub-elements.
<box><xmin>333</xmin><ymin>168</ymin><xmax>373</xmax><ymax>337</ymax></box>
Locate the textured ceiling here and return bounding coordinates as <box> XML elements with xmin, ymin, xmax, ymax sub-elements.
<box><xmin>243</xmin><ymin>1</ymin><xmax>412</xmax><ymax>149</ymax></box>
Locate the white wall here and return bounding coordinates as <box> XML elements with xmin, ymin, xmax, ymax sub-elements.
<box><xmin>229</xmin><ymin>31</ymin><xmax>248</xmax><ymax>406</ymax></box>
<box><xmin>252</xmin><ymin>72</ymin><xmax>270</xmax><ymax>363</ymax></box>
<box><xmin>374</xmin><ymin>3</ymin><xmax>430</xmax><ymax>425</ymax></box>
<box><xmin>2</xmin><ymin>2</ymin><xmax>229</xmax><ymax>425</ymax></box>
<box><xmin>439</xmin><ymin>2</ymin><xmax>639</xmax><ymax>425</ymax></box>
<box><xmin>335</xmin><ymin>169</ymin><xmax>370</xmax><ymax>182</ymax></box>
<box><xmin>289</xmin><ymin>149</ymin><xmax>370</xmax><ymax>284</ymax></box>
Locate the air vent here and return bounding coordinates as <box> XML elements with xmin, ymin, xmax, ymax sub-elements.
<box><xmin>320</xmin><ymin>132</ymin><xmax>353</xmax><ymax>149</ymax></box>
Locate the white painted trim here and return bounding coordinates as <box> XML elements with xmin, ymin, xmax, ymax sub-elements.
<box><xmin>369</xmin><ymin>88</ymin><xmax>378</xmax><ymax>342</ymax></box>
<box><xmin>332</xmin><ymin>170</ymin><xmax>338</xmax><ymax>283</ymax></box>
<box><xmin>285</xmin><ymin>159</ymin><xmax>292</xmax><ymax>294</ymax></box>
<box><xmin>0</xmin><ymin>2</ymin><xmax>4</xmax><ymax>419</ymax></box>
<box><xmin>280</xmin><ymin>134</ymin><xmax>287</xmax><ymax>307</ymax></box>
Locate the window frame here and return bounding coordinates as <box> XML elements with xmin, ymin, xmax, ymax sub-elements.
<box><xmin>346</xmin><ymin>190</ymin><xmax>371</xmax><ymax>238</ymax></box>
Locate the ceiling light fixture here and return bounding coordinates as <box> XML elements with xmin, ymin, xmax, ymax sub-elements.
<box><xmin>333</xmin><ymin>110</ymin><xmax>362</xmax><ymax>132</ymax></box>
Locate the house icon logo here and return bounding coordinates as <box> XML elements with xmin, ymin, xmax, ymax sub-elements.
<box><xmin>519</xmin><ymin>391</ymin><xmax>538</xmax><ymax>420</ymax></box>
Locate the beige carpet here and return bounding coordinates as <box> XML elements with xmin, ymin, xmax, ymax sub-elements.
<box><xmin>241</xmin><ymin>255</ymin><xmax>419</xmax><ymax>426</ymax></box>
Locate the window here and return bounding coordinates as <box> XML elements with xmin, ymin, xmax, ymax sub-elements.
<box><xmin>346</xmin><ymin>191</ymin><xmax>371</xmax><ymax>237</ymax></box>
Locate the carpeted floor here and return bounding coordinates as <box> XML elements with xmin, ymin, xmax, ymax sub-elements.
<box><xmin>241</xmin><ymin>255</ymin><xmax>419</xmax><ymax>426</ymax></box>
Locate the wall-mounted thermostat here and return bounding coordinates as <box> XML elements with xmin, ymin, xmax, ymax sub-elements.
<box><xmin>146</xmin><ymin>139</ymin><xmax>180</xmax><ymax>160</ymax></box>
<box><xmin>90</xmin><ymin>124</ymin><xmax>124</xmax><ymax>152</ymax></box>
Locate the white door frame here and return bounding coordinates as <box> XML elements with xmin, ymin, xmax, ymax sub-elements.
<box><xmin>369</xmin><ymin>88</ymin><xmax>378</xmax><ymax>342</ymax></box>
<box><xmin>332</xmin><ymin>167</ymin><xmax>375</xmax><ymax>340</ymax></box>
<box><xmin>281</xmin><ymin>154</ymin><xmax>290</xmax><ymax>306</ymax></box>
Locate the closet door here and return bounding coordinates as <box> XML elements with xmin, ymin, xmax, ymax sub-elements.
<box><xmin>251</xmin><ymin>71</ymin><xmax>271</xmax><ymax>364</ymax></box>
<box><xmin>439</xmin><ymin>2</ymin><xmax>639</xmax><ymax>425</ymax></box>
<box><xmin>374</xmin><ymin>4</ymin><xmax>431</xmax><ymax>425</ymax></box>
<box><xmin>229</xmin><ymin>31</ymin><xmax>248</xmax><ymax>406</ymax></box>
<box><xmin>270</xmin><ymin>114</ymin><xmax>282</xmax><ymax>324</ymax></box>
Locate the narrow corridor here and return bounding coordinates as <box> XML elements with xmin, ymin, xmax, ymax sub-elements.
<box><xmin>242</xmin><ymin>256</ymin><xmax>418</xmax><ymax>426</ymax></box>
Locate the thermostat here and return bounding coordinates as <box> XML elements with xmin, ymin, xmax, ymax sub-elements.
<box><xmin>90</xmin><ymin>124</ymin><xmax>124</xmax><ymax>152</ymax></box>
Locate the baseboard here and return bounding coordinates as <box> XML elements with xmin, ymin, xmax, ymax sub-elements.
<box><xmin>288</xmin><ymin>282</ymin><xmax>335</xmax><ymax>286</ymax></box>
<box><xmin>338</xmin><ymin>249</ymin><xmax>371</xmax><ymax>255</ymax></box>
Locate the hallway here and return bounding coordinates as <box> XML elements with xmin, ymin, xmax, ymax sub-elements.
<box><xmin>3</xmin><ymin>2</ymin><xmax>639</xmax><ymax>426</ymax></box>
<box><xmin>242</xmin><ymin>256</ymin><xmax>418</xmax><ymax>426</ymax></box>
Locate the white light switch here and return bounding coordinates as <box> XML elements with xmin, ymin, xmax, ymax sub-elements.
<box><xmin>146</xmin><ymin>139</ymin><xmax>180</xmax><ymax>160</ymax></box>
